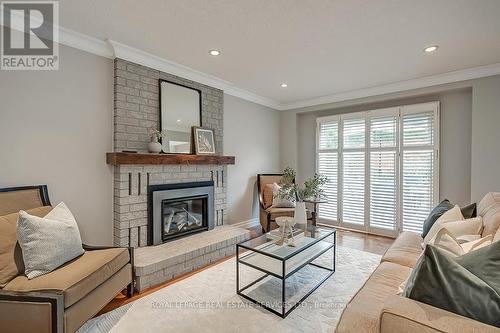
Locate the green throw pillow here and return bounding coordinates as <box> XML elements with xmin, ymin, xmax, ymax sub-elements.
<box><xmin>404</xmin><ymin>243</ymin><xmax>500</xmax><ymax>328</ymax></box>
<box><xmin>421</xmin><ymin>199</ymin><xmax>453</xmax><ymax>238</ymax></box>
<box><xmin>460</xmin><ymin>202</ymin><xmax>477</xmax><ymax>218</ymax></box>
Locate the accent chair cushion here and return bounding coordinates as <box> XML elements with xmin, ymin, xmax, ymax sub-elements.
<box><xmin>17</xmin><ymin>202</ymin><xmax>84</xmax><ymax>279</ymax></box>
<box><xmin>403</xmin><ymin>243</ymin><xmax>500</xmax><ymax>328</ymax></box>
<box><xmin>4</xmin><ymin>247</ymin><xmax>130</xmax><ymax>308</ymax></box>
<box><xmin>265</xmin><ymin>207</ymin><xmax>295</xmax><ymax>220</ymax></box>
<box><xmin>262</xmin><ymin>184</ymin><xmax>274</xmax><ymax>209</ymax></box>
<box><xmin>421</xmin><ymin>199</ymin><xmax>453</xmax><ymax>238</ymax></box>
<box><xmin>0</xmin><ymin>206</ymin><xmax>52</xmax><ymax>287</ymax></box>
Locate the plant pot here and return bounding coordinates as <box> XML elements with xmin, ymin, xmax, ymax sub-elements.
<box><xmin>294</xmin><ymin>202</ymin><xmax>307</xmax><ymax>227</ymax></box>
<box><xmin>148</xmin><ymin>138</ymin><xmax>162</xmax><ymax>153</ymax></box>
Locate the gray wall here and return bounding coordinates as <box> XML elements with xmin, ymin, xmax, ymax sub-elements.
<box><xmin>471</xmin><ymin>75</ymin><xmax>500</xmax><ymax>201</ymax></box>
<box><xmin>294</xmin><ymin>89</ymin><xmax>472</xmax><ymax>205</ymax></box>
<box><xmin>224</xmin><ymin>95</ymin><xmax>281</xmax><ymax>224</ymax></box>
<box><xmin>0</xmin><ymin>45</ymin><xmax>114</xmax><ymax>245</ymax></box>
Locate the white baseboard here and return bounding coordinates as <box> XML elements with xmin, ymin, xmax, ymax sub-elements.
<box><xmin>232</xmin><ymin>218</ymin><xmax>260</xmax><ymax>229</ymax></box>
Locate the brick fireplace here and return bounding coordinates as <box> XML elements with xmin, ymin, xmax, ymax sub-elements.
<box><xmin>112</xmin><ymin>59</ymin><xmax>227</xmax><ymax>248</ymax></box>
<box><xmin>108</xmin><ymin>59</ymin><xmax>250</xmax><ymax>291</ymax></box>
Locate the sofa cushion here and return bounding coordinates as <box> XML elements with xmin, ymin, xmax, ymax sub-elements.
<box><xmin>0</xmin><ymin>206</ymin><xmax>52</xmax><ymax>287</ymax></box>
<box><xmin>478</xmin><ymin>192</ymin><xmax>500</xmax><ymax>237</ymax></box>
<box><xmin>381</xmin><ymin>231</ymin><xmax>423</xmax><ymax>268</ymax></box>
<box><xmin>336</xmin><ymin>261</ymin><xmax>412</xmax><ymax>333</ymax></box>
<box><xmin>4</xmin><ymin>247</ymin><xmax>129</xmax><ymax>308</ymax></box>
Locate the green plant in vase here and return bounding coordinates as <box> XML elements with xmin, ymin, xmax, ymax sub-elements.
<box><xmin>276</xmin><ymin>167</ymin><xmax>328</xmax><ymax>225</ymax></box>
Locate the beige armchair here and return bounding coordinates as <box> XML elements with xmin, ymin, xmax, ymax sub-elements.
<box><xmin>257</xmin><ymin>174</ymin><xmax>298</xmax><ymax>232</ymax></box>
<box><xmin>0</xmin><ymin>185</ymin><xmax>134</xmax><ymax>333</ymax></box>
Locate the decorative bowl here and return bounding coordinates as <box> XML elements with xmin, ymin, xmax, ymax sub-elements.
<box><xmin>275</xmin><ymin>216</ymin><xmax>296</xmax><ymax>227</ymax></box>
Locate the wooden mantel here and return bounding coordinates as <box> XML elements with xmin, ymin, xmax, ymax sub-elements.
<box><xmin>106</xmin><ymin>152</ymin><xmax>235</xmax><ymax>165</ymax></box>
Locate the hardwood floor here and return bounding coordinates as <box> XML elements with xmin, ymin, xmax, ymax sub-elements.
<box><xmin>98</xmin><ymin>225</ymin><xmax>394</xmax><ymax>315</ymax></box>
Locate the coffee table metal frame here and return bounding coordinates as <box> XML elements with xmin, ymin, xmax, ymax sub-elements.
<box><xmin>236</xmin><ymin>227</ymin><xmax>336</xmax><ymax>318</ymax></box>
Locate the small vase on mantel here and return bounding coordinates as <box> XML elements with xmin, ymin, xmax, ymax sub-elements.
<box><xmin>294</xmin><ymin>201</ymin><xmax>307</xmax><ymax>228</ymax></box>
<box><xmin>148</xmin><ymin>137</ymin><xmax>162</xmax><ymax>153</ymax></box>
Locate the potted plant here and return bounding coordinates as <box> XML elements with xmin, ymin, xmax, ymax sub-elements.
<box><xmin>148</xmin><ymin>127</ymin><xmax>167</xmax><ymax>153</ymax></box>
<box><xmin>277</xmin><ymin>167</ymin><xmax>328</xmax><ymax>225</ymax></box>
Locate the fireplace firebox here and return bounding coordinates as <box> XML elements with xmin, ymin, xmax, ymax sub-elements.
<box><xmin>148</xmin><ymin>181</ymin><xmax>214</xmax><ymax>245</ymax></box>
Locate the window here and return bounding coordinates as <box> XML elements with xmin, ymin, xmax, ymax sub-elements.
<box><xmin>316</xmin><ymin>102</ymin><xmax>439</xmax><ymax>235</ymax></box>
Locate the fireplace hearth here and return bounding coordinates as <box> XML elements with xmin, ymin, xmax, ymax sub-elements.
<box><xmin>148</xmin><ymin>181</ymin><xmax>214</xmax><ymax>245</ymax></box>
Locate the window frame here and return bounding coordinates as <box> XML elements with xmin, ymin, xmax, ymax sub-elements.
<box><xmin>316</xmin><ymin>101</ymin><xmax>440</xmax><ymax>237</ymax></box>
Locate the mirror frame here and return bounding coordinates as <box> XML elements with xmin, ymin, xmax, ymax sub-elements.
<box><xmin>158</xmin><ymin>79</ymin><xmax>203</xmax><ymax>154</ymax></box>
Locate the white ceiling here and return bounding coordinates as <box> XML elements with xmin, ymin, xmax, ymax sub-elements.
<box><xmin>58</xmin><ymin>0</ymin><xmax>500</xmax><ymax>108</ymax></box>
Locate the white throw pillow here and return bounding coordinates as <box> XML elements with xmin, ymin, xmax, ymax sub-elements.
<box><xmin>495</xmin><ymin>228</ymin><xmax>500</xmax><ymax>243</ymax></box>
<box><xmin>442</xmin><ymin>216</ymin><xmax>483</xmax><ymax>238</ymax></box>
<box><xmin>271</xmin><ymin>183</ymin><xmax>295</xmax><ymax>208</ymax></box>
<box><xmin>429</xmin><ymin>228</ymin><xmax>493</xmax><ymax>256</ymax></box>
<box><xmin>17</xmin><ymin>202</ymin><xmax>84</xmax><ymax>279</ymax></box>
<box><xmin>423</xmin><ymin>205</ymin><xmax>464</xmax><ymax>246</ymax></box>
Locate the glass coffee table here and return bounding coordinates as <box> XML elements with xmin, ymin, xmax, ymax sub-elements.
<box><xmin>236</xmin><ymin>226</ymin><xmax>336</xmax><ymax>318</ymax></box>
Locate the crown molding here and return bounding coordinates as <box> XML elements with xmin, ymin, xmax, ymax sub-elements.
<box><xmin>2</xmin><ymin>17</ymin><xmax>500</xmax><ymax>111</ymax></box>
<box><xmin>280</xmin><ymin>62</ymin><xmax>500</xmax><ymax>110</ymax></box>
<box><xmin>107</xmin><ymin>40</ymin><xmax>281</xmax><ymax>109</ymax></box>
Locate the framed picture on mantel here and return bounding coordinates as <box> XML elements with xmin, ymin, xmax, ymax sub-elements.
<box><xmin>192</xmin><ymin>127</ymin><xmax>216</xmax><ymax>155</ymax></box>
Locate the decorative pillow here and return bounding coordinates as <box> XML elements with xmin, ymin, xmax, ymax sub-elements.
<box><xmin>429</xmin><ymin>228</ymin><xmax>492</xmax><ymax>256</ymax></box>
<box><xmin>441</xmin><ymin>216</ymin><xmax>483</xmax><ymax>238</ymax></box>
<box><xmin>460</xmin><ymin>202</ymin><xmax>477</xmax><ymax>218</ymax></box>
<box><xmin>421</xmin><ymin>199</ymin><xmax>453</xmax><ymax>238</ymax></box>
<box><xmin>262</xmin><ymin>184</ymin><xmax>274</xmax><ymax>209</ymax></box>
<box><xmin>16</xmin><ymin>202</ymin><xmax>84</xmax><ymax>279</ymax></box>
<box><xmin>495</xmin><ymin>227</ymin><xmax>500</xmax><ymax>243</ymax></box>
<box><xmin>0</xmin><ymin>206</ymin><xmax>52</xmax><ymax>287</ymax></box>
<box><xmin>423</xmin><ymin>205</ymin><xmax>464</xmax><ymax>246</ymax></box>
<box><xmin>403</xmin><ymin>243</ymin><xmax>500</xmax><ymax>328</ymax></box>
<box><xmin>271</xmin><ymin>183</ymin><xmax>295</xmax><ymax>208</ymax></box>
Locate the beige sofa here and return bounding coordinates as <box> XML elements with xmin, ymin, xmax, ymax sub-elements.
<box><xmin>0</xmin><ymin>186</ymin><xmax>134</xmax><ymax>333</ymax></box>
<box><xmin>336</xmin><ymin>192</ymin><xmax>500</xmax><ymax>333</ymax></box>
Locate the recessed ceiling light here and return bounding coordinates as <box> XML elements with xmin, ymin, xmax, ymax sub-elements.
<box><xmin>209</xmin><ymin>49</ymin><xmax>221</xmax><ymax>56</ymax></box>
<box><xmin>280</xmin><ymin>83</ymin><xmax>288</xmax><ymax>88</ymax></box>
<box><xmin>424</xmin><ymin>45</ymin><xmax>438</xmax><ymax>53</ymax></box>
<box><xmin>176</xmin><ymin>119</ymin><xmax>181</xmax><ymax>122</ymax></box>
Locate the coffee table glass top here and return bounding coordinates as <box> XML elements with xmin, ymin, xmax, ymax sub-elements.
<box><xmin>238</xmin><ymin>225</ymin><xmax>335</xmax><ymax>260</ymax></box>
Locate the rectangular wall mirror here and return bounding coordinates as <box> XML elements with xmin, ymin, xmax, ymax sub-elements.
<box><xmin>159</xmin><ymin>80</ymin><xmax>202</xmax><ymax>154</ymax></box>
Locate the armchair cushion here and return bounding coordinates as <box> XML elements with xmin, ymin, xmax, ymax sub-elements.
<box><xmin>4</xmin><ymin>247</ymin><xmax>129</xmax><ymax>308</ymax></box>
<box><xmin>0</xmin><ymin>206</ymin><xmax>52</xmax><ymax>287</ymax></box>
<box><xmin>262</xmin><ymin>184</ymin><xmax>274</xmax><ymax>209</ymax></box>
<box><xmin>265</xmin><ymin>207</ymin><xmax>295</xmax><ymax>219</ymax></box>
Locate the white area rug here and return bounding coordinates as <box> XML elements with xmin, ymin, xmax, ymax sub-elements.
<box><xmin>79</xmin><ymin>246</ymin><xmax>380</xmax><ymax>333</ymax></box>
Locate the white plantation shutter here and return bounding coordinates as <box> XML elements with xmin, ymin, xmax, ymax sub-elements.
<box><xmin>317</xmin><ymin>117</ymin><xmax>339</xmax><ymax>221</ymax></box>
<box><xmin>401</xmin><ymin>104</ymin><xmax>439</xmax><ymax>233</ymax></box>
<box><xmin>318</xmin><ymin>152</ymin><xmax>338</xmax><ymax>220</ymax></box>
<box><xmin>369</xmin><ymin>113</ymin><xmax>398</xmax><ymax>231</ymax></box>
<box><xmin>370</xmin><ymin>151</ymin><xmax>397</xmax><ymax>229</ymax></box>
<box><xmin>316</xmin><ymin>102</ymin><xmax>439</xmax><ymax>236</ymax></box>
<box><xmin>342</xmin><ymin>151</ymin><xmax>365</xmax><ymax>225</ymax></box>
